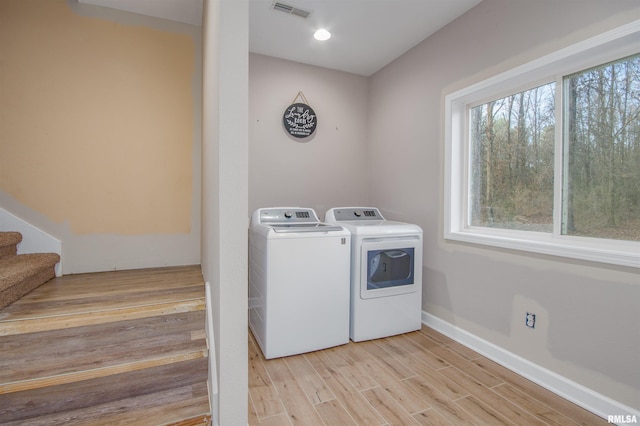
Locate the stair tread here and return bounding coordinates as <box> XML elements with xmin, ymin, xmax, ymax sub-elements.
<box><xmin>0</xmin><ymin>232</ymin><xmax>22</xmax><ymax>248</ymax></box>
<box><xmin>0</xmin><ymin>232</ymin><xmax>22</xmax><ymax>260</ymax></box>
<box><xmin>0</xmin><ymin>358</ymin><xmax>210</xmax><ymax>424</ymax></box>
<box><xmin>0</xmin><ymin>265</ymin><xmax>205</xmax><ymax>325</ymax></box>
<box><xmin>12</xmin><ymin>386</ymin><xmax>211</xmax><ymax>426</ymax></box>
<box><xmin>0</xmin><ymin>311</ymin><xmax>207</xmax><ymax>385</ymax></box>
<box><xmin>3</xmin><ymin>386</ymin><xmax>211</xmax><ymax>426</ymax></box>
<box><xmin>0</xmin><ymin>253</ymin><xmax>60</xmax><ymax>290</ymax></box>
<box><xmin>0</xmin><ymin>254</ymin><xmax>60</xmax><ymax>311</ymax></box>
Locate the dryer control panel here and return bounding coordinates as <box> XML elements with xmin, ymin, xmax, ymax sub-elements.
<box><xmin>328</xmin><ymin>207</ymin><xmax>384</xmax><ymax>221</ymax></box>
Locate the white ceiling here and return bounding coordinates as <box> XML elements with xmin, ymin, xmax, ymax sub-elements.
<box><xmin>77</xmin><ymin>0</ymin><xmax>481</xmax><ymax>76</ymax></box>
<box><xmin>249</xmin><ymin>0</ymin><xmax>480</xmax><ymax>76</ymax></box>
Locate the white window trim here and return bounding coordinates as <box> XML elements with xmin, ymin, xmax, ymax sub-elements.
<box><xmin>444</xmin><ymin>20</ymin><xmax>640</xmax><ymax>269</ymax></box>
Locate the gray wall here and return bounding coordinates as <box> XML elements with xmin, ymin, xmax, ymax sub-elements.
<box><xmin>249</xmin><ymin>54</ymin><xmax>370</xmax><ymax>217</ymax></box>
<box><xmin>247</xmin><ymin>0</ymin><xmax>640</xmax><ymax>411</ymax></box>
<box><xmin>368</xmin><ymin>0</ymin><xmax>640</xmax><ymax>410</ymax></box>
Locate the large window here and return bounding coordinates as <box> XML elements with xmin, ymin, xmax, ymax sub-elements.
<box><xmin>445</xmin><ymin>22</ymin><xmax>640</xmax><ymax>268</ymax></box>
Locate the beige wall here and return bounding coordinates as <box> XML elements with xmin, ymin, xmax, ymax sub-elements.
<box><xmin>249</xmin><ymin>53</ymin><xmax>370</xmax><ymax>217</ymax></box>
<box><xmin>0</xmin><ymin>0</ymin><xmax>201</xmax><ymax>273</ymax></box>
<box><xmin>368</xmin><ymin>0</ymin><xmax>640</xmax><ymax>410</ymax></box>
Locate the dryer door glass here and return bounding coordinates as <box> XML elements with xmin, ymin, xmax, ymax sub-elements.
<box><xmin>360</xmin><ymin>238</ymin><xmax>420</xmax><ymax>299</ymax></box>
<box><xmin>367</xmin><ymin>248</ymin><xmax>414</xmax><ymax>290</ymax></box>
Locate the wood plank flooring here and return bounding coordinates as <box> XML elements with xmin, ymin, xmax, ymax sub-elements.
<box><xmin>0</xmin><ymin>265</ymin><xmax>211</xmax><ymax>425</ymax></box>
<box><xmin>248</xmin><ymin>326</ymin><xmax>608</xmax><ymax>425</ymax></box>
<box><xmin>0</xmin><ymin>264</ymin><xmax>611</xmax><ymax>425</ymax></box>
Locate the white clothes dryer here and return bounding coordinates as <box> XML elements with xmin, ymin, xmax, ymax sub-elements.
<box><xmin>325</xmin><ymin>207</ymin><xmax>423</xmax><ymax>342</ymax></box>
<box><xmin>249</xmin><ymin>207</ymin><xmax>351</xmax><ymax>359</ymax></box>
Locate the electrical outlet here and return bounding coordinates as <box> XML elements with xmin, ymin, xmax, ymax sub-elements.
<box><xmin>525</xmin><ymin>312</ymin><xmax>536</xmax><ymax>329</ymax></box>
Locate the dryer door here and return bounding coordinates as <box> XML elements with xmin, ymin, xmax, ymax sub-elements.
<box><xmin>359</xmin><ymin>237</ymin><xmax>421</xmax><ymax>299</ymax></box>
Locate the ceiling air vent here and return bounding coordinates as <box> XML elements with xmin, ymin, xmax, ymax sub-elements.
<box><xmin>272</xmin><ymin>1</ymin><xmax>311</xmax><ymax>19</ymax></box>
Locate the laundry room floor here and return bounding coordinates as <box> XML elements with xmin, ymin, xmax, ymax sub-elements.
<box><xmin>248</xmin><ymin>325</ymin><xmax>607</xmax><ymax>425</ymax></box>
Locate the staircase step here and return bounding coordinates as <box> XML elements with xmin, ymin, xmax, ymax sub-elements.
<box><xmin>0</xmin><ymin>253</ymin><xmax>60</xmax><ymax>310</ymax></box>
<box><xmin>0</xmin><ymin>265</ymin><xmax>211</xmax><ymax>424</ymax></box>
<box><xmin>0</xmin><ymin>232</ymin><xmax>22</xmax><ymax>259</ymax></box>
<box><xmin>0</xmin><ymin>310</ymin><xmax>206</xmax><ymax>386</ymax></box>
<box><xmin>0</xmin><ymin>357</ymin><xmax>209</xmax><ymax>424</ymax></box>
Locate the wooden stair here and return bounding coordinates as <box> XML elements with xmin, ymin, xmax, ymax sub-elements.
<box><xmin>0</xmin><ymin>232</ymin><xmax>60</xmax><ymax>310</ymax></box>
<box><xmin>0</xmin><ymin>265</ymin><xmax>211</xmax><ymax>425</ymax></box>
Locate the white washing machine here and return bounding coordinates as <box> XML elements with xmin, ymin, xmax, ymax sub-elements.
<box><xmin>325</xmin><ymin>207</ymin><xmax>423</xmax><ymax>342</ymax></box>
<box><xmin>249</xmin><ymin>207</ymin><xmax>351</xmax><ymax>359</ymax></box>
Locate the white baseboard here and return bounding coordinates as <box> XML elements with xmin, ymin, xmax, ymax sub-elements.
<box><xmin>422</xmin><ymin>311</ymin><xmax>639</xmax><ymax>423</ymax></box>
<box><xmin>0</xmin><ymin>207</ymin><xmax>62</xmax><ymax>276</ymax></box>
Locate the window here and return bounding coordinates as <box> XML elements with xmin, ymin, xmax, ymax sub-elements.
<box><xmin>563</xmin><ymin>56</ymin><xmax>640</xmax><ymax>241</ymax></box>
<box><xmin>445</xmin><ymin>21</ymin><xmax>640</xmax><ymax>268</ymax></box>
<box><xmin>469</xmin><ymin>82</ymin><xmax>556</xmax><ymax>233</ymax></box>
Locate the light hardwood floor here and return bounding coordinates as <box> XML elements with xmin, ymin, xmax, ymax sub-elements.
<box><xmin>248</xmin><ymin>326</ymin><xmax>607</xmax><ymax>426</ymax></box>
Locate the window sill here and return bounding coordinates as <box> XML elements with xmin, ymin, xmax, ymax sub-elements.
<box><xmin>445</xmin><ymin>228</ymin><xmax>640</xmax><ymax>269</ymax></box>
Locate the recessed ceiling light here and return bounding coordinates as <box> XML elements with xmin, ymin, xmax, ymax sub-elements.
<box><xmin>313</xmin><ymin>29</ymin><xmax>331</xmax><ymax>41</ymax></box>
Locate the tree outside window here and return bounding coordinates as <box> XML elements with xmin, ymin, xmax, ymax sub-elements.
<box><xmin>563</xmin><ymin>54</ymin><xmax>640</xmax><ymax>241</ymax></box>
<box><xmin>470</xmin><ymin>83</ymin><xmax>555</xmax><ymax>234</ymax></box>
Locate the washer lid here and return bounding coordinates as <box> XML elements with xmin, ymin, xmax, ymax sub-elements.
<box><xmin>251</xmin><ymin>207</ymin><xmax>347</xmax><ymax>234</ymax></box>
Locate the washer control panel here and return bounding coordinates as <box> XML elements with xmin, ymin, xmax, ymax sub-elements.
<box><xmin>259</xmin><ymin>208</ymin><xmax>318</xmax><ymax>224</ymax></box>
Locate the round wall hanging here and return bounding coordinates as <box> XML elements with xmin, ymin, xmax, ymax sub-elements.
<box><xmin>283</xmin><ymin>92</ymin><xmax>317</xmax><ymax>139</ymax></box>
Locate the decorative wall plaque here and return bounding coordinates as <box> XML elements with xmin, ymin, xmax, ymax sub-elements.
<box><xmin>283</xmin><ymin>91</ymin><xmax>317</xmax><ymax>139</ymax></box>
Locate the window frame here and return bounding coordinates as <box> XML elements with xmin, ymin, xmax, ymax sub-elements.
<box><xmin>444</xmin><ymin>20</ymin><xmax>640</xmax><ymax>269</ymax></box>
